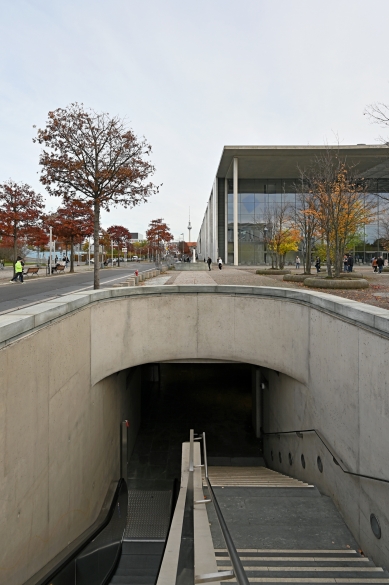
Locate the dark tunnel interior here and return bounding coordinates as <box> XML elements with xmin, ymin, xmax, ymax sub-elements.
<box><xmin>127</xmin><ymin>362</ymin><xmax>261</xmax><ymax>488</ymax></box>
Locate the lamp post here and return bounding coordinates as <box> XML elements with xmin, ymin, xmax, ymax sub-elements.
<box><xmin>263</xmin><ymin>227</ymin><xmax>268</xmax><ymax>264</ymax></box>
<box><xmin>49</xmin><ymin>226</ymin><xmax>52</xmax><ymax>276</ymax></box>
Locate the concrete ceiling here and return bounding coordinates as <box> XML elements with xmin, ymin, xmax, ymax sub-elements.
<box><xmin>217</xmin><ymin>145</ymin><xmax>389</xmax><ymax>179</ymax></box>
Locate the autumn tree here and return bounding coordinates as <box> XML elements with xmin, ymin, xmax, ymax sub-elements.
<box><xmin>146</xmin><ymin>218</ymin><xmax>173</xmax><ymax>260</ymax></box>
<box><xmin>306</xmin><ymin>149</ymin><xmax>375</xmax><ymax>276</ymax></box>
<box><xmin>106</xmin><ymin>225</ymin><xmax>131</xmax><ymax>266</ymax></box>
<box><xmin>293</xmin><ymin>175</ymin><xmax>320</xmax><ymax>274</ymax></box>
<box><xmin>264</xmin><ymin>202</ymin><xmax>300</xmax><ymax>269</ymax></box>
<box><xmin>47</xmin><ymin>199</ymin><xmax>94</xmax><ymax>272</ymax></box>
<box><xmin>34</xmin><ymin>103</ymin><xmax>158</xmax><ymax>289</ymax></box>
<box><xmin>0</xmin><ymin>181</ymin><xmax>45</xmax><ymax>269</ymax></box>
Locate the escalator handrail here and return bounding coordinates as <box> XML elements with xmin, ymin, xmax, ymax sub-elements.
<box><xmin>263</xmin><ymin>428</ymin><xmax>389</xmax><ymax>484</ymax></box>
<box><xmin>24</xmin><ymin>479</ymin><xmax>125</xmax><ymax>585</ymax></box>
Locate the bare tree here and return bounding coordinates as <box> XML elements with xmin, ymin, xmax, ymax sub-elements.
<box><xmin>34</xmin><ymin>103</ymin><xmax>159</xmax><ymax>289</ymax></box>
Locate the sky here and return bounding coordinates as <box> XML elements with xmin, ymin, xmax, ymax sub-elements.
<box><xmin>1</xmin><ymin>0</ymin><xmax>389</xmax><ymax>241</ymax></box>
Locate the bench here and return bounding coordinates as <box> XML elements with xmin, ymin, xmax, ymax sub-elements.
<box><xmin>52</xmin><ymin>264</ymin><xmax>66</xmax><ymax>274</ymax></box>
<box><xmin>23</xmin><ymin>267</ymin><xmax>40</xmax><ymax>277</ymax></box>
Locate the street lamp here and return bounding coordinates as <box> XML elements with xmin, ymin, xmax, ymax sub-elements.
<box><xmin>263</xmin><ymin>226</ymin><xmax>268</xmax><ymax>264</ymax></box>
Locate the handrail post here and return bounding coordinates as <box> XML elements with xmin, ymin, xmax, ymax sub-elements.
<box><xmin>202</xmin><ymin>432</ymin><xmax>208</xmax><ymax>479</ymax></box>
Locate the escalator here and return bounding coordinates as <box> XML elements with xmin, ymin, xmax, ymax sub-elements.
<box><xmin>35</xmin><ymin>479</ymin><xmax>176</xmax><ymax>585</ymax></box>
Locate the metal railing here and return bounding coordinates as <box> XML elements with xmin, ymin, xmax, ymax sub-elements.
<box><xmin>263</xmin><ymin>428</ymin><xmax>389</xmax><ymax>485</ymax></box>
<box><xmin>175</xmin><ymin>430</ymin><xmax>249</xmax><ymax>585</ymax></box>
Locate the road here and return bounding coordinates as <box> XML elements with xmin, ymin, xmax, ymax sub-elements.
<box><xmin>0</xmin><ymin>263</ymin><xmax>154</xmax><ymax>314</ymax></box>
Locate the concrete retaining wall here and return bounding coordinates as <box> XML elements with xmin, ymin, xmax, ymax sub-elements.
<box><xmin>0</xmin><ymin>285</ymin><xmax>388</xmax><ymax>581</ymax></box>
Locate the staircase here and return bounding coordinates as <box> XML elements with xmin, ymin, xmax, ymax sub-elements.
<box><xmin>215</xmin><ymin>548</ymin><xmax>389</xmax><ymax>583</ymax></box>
<box><xmin>203</xmin><ymin>466</ymin><xmax>313</xmax><ymax>488</ymax></box>
<box><xmin>204</xmin><ymin>466</ymin><xmax>389</xmax><ymax>584</ymax></box>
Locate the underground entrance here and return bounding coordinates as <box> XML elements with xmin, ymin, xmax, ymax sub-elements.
<box><xmin>129</xmin><ymin>362</ymin><xmax>261</xmax><ymax>488</ymax></box>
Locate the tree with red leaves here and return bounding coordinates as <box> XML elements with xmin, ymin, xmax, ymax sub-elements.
<box><xmin>106</xmin><ymin>225</ymin><xmax>131</xmax><ymax>266</ymax></box>
<box><xmin>35</xmin><ymin>103</ymin><xmax>159</xmax><ymax>289</ymax></box>
<box><xmin>146</xmin><ymin>218</ymin><xmax>173</xmax><ymax>260</ymax></box>
<box><xmin>0</xmin><ymin>180</ymin><xmax>45</xmax><ymax>269</ymax></box>
<box><xmin>48</xmin><ymin>200</ymin><xmax>94</xmax><ymax>272</ymax></box>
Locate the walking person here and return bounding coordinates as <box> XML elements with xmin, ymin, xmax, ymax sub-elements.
<box><xmin>207</xmin><ymin>256</ymin><xmax>212</xmax><ymax>271</ymax></box>
<box><xmin>295</xmin><ymin>255</ymin><xmax>300</xmax><ymax>270</ymax></box>
<box><xmin>218</xmin><ymin>257</ymin><xmax>223</xmax><ymax>270</ymax></box>
<box><xmin>377</xmin><ymin>256</ymin><xmax>384</xmax><ymax>274</ymax></box>
<box><xmin>10</xmin><ymin>256</ymin><xmax>24</xmax><ymax>283</ymax></box>
<box><xmin>372</xmin><ymin>257</ymin><xmax>378</xmax><ymax>273</ymax></box>
<box><xmin>315</xmin><ymin>256</ymin><xmax>321</xmax><ymax>273</ymax></box>
<box><xmin>343</xmin><ymin>254</ymin><xmax>348</xmax><ymax>272</ymax></box>
<box><xmin>347</xmin><ymin>254</ymin><xmax>354</xmax><ymax>273</ymax></box>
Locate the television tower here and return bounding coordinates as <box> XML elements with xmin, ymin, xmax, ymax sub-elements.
<box><xmin>187</xmin><ymin>208</ymin><xmax>192</xmax><ymax>242</ymax></box>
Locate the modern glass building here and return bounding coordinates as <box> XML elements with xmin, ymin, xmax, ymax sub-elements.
<box><xmin>197</xmin><ymin>146</ymin><xmax>389</xmax><ymax>265</ymax></box>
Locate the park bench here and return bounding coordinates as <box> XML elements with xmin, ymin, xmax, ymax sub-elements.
<box><xmin>52</xmin><ymin>264</ymin><xmax>66</xmax><ymax>274</ymax></box>
<box><xmin>23</xmin><ymin>267</ymin><xmax>40</xmax><ymax>277</ymax></box>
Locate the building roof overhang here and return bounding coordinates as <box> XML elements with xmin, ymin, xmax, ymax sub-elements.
<box><xmin>216</xmin><ymin>145</ymin><xmax>389</xmax><ymax>180</ymax></box>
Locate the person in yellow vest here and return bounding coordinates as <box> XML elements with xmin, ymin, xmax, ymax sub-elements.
<box><xmin>10</xmin><ymin>256</ymin><xmax>24</xmax><ymax>283</ymax></box>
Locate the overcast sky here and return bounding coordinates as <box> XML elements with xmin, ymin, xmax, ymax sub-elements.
<box><xmin>1</xmin><ymin>0</ymin><xmax>388</xmax><ymax>240</ymax></box>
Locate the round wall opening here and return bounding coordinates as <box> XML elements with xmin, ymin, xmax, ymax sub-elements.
<box><xmin>278</xmin><ymin>452</ymin><xmax>282</xmax><ymax>464</ymax></box>
<box><xmin>370</xmin><ymin>514</ymin><xmax>382</xmax><ymax>539</ymax></box>
<box><xmin>317</xmin><ymin>456</ymin><xmax>323</xmax><ymax>473</ymax></box>
<box><xmin>288</xmin><ymin>452</ymin><xmax>293</xmax><ymax>465</ymax></box>
<box><xmin>301</xmin><ymin>454</ymin><xmax>306</xmax><ymax>469</ymax></box>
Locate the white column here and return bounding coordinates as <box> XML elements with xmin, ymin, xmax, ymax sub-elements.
<box><xmin>233</xmin><ymin>157</ymin><xmax>239</xmax><ymax>266</ymax></box>
<box><xmin>213</xmin><ymin>179</ymin><xmax>218</xmax><ymax>260</ymax></box>
<box><xmin>224</xmin><ymin>178</ymin><xmax>228</xmax><ymax>264</ymax></box>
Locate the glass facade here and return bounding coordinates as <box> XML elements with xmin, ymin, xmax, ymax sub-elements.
<box><xmin>226</xmin><ymin>178</ymin><xmax>389</xmax><ymax>265</ymax></box>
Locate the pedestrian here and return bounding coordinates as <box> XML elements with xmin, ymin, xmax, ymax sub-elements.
<box><xmin>218</xmin><ymin>257</ymin><xmax>223</xmax><ymax>270</ymax></box>
<box><xmin>55</xmin><ymin>255</ymin><xmax>58</xmax><ymax>264</ymax></box>
<box><xmin>207</xmin><ymin>256</ymin><xmax>212</xmax><ymax>271</ymax></box>
<box><xmin>347</xmin><ymin>254</ymin><xmax>354</xmax><ymax>273</ymax></box>
<box><xmin>295</xmin><ymin>255</ymin><xmax>300</xmax><ymax>270</ymax></box>
<box><xmin>372</xmin><ymin>257</ymin><xmax>378</xmax><ymax>273</ymax></box>
<box><xmin>377</xmin><ymin>256</ymin><xmax>384</xmax><ymax>274</ymax></box>
<box><xmin>315</xmin><ymin>256</ymin><xmax>321</xmax><ymax>273</ymax></box>
<box><xmin>343</xmin><ymin>254</ymin><xmax>348</xmax><ymax>272</ymax></box>
<box><xmin>10</xmin><ymin>256</ymin><xmax>24</xmax><ymax>283</ymax></box>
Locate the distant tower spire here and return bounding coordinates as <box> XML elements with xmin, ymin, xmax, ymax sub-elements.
<box><xmin>187</xmin><ymin>207</ymin><xmax>192</xmax><ymax>242</ymax></box>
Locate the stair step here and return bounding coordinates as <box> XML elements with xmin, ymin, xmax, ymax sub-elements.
<box><xmin>204</xmin><ymin>466</ymin><xmax>313</xmax><ymax>488</ymax></box>
<box><xmin>214</xmin><ymin>550</ymin><xmax>389</xmax><ymax>583</ymax></box>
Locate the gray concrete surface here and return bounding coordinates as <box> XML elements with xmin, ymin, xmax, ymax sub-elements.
<box><xmin>1</xmin><ymin>285</ymin><xmax>389</xmax><ymax>582</ymax></box>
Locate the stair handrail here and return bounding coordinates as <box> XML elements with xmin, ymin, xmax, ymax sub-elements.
<box><xmin>202</xmin><ymin>432</ymin><xmax>250</xmax><ymax>585</ymax></box>
<box><xmin>263</xmin><ymin>427</ymin><xmax>389</xmax><ymax>485</ymax></box>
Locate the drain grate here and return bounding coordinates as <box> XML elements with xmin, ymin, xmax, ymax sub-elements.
<box><xmin>124</xmin><ymin>490</ymin><xmax>172</xmax><ymax>540</ymax></box>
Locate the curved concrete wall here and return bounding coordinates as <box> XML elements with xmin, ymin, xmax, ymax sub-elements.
<box><xmin>0</xmin><ymin>285</ymin><xmax>388</xmax><ymax>583</ymax></box>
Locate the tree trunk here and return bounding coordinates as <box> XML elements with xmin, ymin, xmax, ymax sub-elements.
<box><xmin>93</xmin><ymin>199</ymin><xmax>100</xmax><ymax>289</ymax></box>
<box><xmin>305</xmin><ymin>238</ymin><xmax>311</xmax><ymax>274</ymax></box>
<box><xmin>326</xmin><ymin>243</ymin><xmax>332</xmax><ymax>277</ymax></box>
<box><xmin>70</xmin><ymin>236</ymin><xmax>75</xmax><ymax>273</ymax></box>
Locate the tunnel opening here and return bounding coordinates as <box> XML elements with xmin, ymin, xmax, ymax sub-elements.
<box><xmin>128</xmin><ymin>362</ymin><xmax>262</xmax><ymax>489</ymax></box>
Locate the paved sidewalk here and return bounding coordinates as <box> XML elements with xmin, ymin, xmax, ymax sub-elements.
<box><xmin>172</xmin><ymin>270</ymin><xmax>217</xmax><ymax>285</ymax></box>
